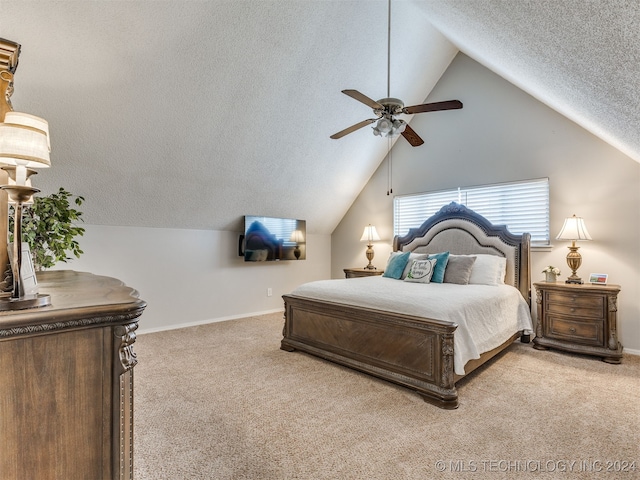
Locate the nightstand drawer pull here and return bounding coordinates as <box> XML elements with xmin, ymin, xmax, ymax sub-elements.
<box><xmin>569</xmin><ymin>327</ymin><xmax>576</xmax><ymax>334</ymax></box>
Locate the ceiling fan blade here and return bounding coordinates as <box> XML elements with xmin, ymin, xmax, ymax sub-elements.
<box><xmin>402</xmin><ymin>100</ymin><xmax>463</xmax><ymax>115</ymax></box>
<box><xmin>330</xmin><ymin>119</ymin><xmax>377</xmax><ymax>139</ymax></box>
<box><xmin>341</xmin><ymin>90</ymin><xmax>384</xmax><ymax>110</ymax></box>
<box><xmin>401</xmin><ymin>124</ymin><xmax>424</xmax><ymax>147</ymax></box>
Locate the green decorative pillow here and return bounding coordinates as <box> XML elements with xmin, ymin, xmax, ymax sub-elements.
<box><xmin>382</xmin><ymin>251</ymin><xmax>411</xmax><ymax>279</ymax></box>
<box><xmin>404</xmin><ymin>258</ymin><xmax>437</xmax><ymax>283</ymax></box>
<box><xmin>427</xmin><ymin>251</ymin><xmax>450</xmax><ymax>283</ymax></box>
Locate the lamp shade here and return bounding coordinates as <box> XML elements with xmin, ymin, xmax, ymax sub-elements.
<box><xmin>360</xmin><ymin>225</ymin><xmax>380</xmax><ymax>243</ymax></box>
<box><xmin>0</xmin><ymin>112</ymin><xmax>51</xmax><ymax>168</ymax></box>
<box><xmin>289</xmin><ymin>230</ymin><xmax>305</xmax><ymax>243</ymax></box>
<box><xmin>556</xmin><ymin>215</ymin><xmax>592</xmax><ymax>241</ymax></box>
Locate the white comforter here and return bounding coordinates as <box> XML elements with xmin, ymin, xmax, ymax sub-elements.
<box><xmin>291</xmin><ymin>276</ymin><xmax>533</xmax><ymax>376</ymax></box>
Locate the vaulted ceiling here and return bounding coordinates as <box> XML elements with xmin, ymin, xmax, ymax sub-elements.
<box><xmin>1</xmin><ymin>1</ymin><xmax>638</xmax><ymax>234</ymax></box>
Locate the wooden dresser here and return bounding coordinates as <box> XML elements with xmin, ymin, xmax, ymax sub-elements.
<box><xmin>0</xmin><ymin>270</ymin><xmax>146</xmax><ymax>480</ymax></box>
<box><xmin>533</xmin><ymin>281</ymin><xmax>622</xmax><ymax>363</ymax></box>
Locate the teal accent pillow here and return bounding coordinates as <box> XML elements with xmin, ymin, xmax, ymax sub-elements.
<box><xmin>427</xmin><ymin>251</ymin><xmax>450</xmax><ymax>283</ymax></box>
<box><xmin>382</xmin><ymin>251</ymin><xmax>411</xmax><ymax>279</ymax></box>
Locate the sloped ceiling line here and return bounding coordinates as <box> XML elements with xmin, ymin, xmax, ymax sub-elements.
<box><xmin>1</xmin><ymin>0</ymin><xmax>637</xmax><ymax>235</ymax></box>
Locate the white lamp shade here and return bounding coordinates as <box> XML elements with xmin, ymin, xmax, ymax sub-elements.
<box><xmin>0</xmin><ymin>112</ymin><xmax>51</xmax><ymax>168</ymax></box>
<box><xmin>289</xmin><ymin>230</ymin><xmax>305</xmax><ymax>243</ymax></box>
<box><xmin>360</xmin><ymin>225</ymin><xmax>380</xmax><ymax>242</ymax></box>
<box><xmin>556</xmin><ymin>215</ymin><xmax>592</xmax><ymax>241</ymax></box>
<box><xmin>4</xmin><ymin>112</ymin><xmax>51</xmax><ymax>148</ymax></box>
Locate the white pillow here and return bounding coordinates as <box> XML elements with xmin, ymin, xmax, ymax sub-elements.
<box><xmin>404</xmin><ymin>258</ymin><xmax>437</xmax><ymax>283</ymax></box>
<box><xmin>465</xmin><ymin>254</ymin><xmax>507</xmax><ymax>285</ymax></box>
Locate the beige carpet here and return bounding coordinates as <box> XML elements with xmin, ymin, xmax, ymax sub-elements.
<box><xmin>133</xmin><ymin>313</ymin><xmax>640</xmax><ymax>479</ymax></box>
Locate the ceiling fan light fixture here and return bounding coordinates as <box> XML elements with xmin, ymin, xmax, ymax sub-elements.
<box><xmin>372</xmin><ymin>117</ymin><xmax>392</xmax><ymax>136</ymax></box>
<box><xmin>373</xmin><ymin>117</ymin><xmax>406</xmax><ymax>138</ymax></box>
<box><xmin>392</xmin><ymin>119</ymin><xmax>406</xmax><ymax>134</ymax></box>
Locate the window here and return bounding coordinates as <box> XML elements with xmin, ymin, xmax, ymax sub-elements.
<box><xmin>393</xmin><ymin>178</ymin><xmax>550</xmax><ymax>246</ymax></box>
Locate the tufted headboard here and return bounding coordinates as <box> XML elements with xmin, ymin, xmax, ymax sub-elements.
<box><xmin>393</xmin><ymin>202</ymin><xmax>531</xmax><ymax>306</ymax></box>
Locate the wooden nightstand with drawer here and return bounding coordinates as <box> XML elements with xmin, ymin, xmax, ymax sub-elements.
<box><xmin>343</xmin><ymin>268</ymin><xmax>384</xmax><ymax>278</ymax></box>
<box><xmin>533</xmin><ymin>282</ymin><xmax>622</xmax><ymax>363</ymax></box>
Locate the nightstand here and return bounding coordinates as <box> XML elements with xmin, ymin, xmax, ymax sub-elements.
<box><xmin>343</xmin><ymin>268</ymin><xmax>384</xmax><ymax>278</ymax></box>
<box><xmin>533</xmin><ymin>282</ymin><xmax>622</xmax><ymax>363</ymax></box>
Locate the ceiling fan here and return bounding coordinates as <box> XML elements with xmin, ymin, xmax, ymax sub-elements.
<box><xmin>330</xmin><ymin>92</ymin><xmax>462</xmax><ymax>146</ymax></box>
<box><xmin>330</xmin><ymin>1</ymin><xmax>463</xmax><ymax>147</ymax></box>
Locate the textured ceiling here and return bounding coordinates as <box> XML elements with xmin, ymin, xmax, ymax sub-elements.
<box><xmin>415</xmin><ymin>0</ymin><xmax>640</xmax><ymax>163</ymax></box>
<box><xmin>0</xmin><ymin>1</ymin><xmax>638</xmax><ymax>234</ymax></box>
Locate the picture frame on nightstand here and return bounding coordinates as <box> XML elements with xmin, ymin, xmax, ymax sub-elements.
<box><xmin>589</xmin><ymin>273</ymin><xmax>608</xmax><ymax>285</ymax></box>
<box><xmin>8</xmin><ymin>242</ymin><xmax>38</xmax><ymax>294</ymax></box>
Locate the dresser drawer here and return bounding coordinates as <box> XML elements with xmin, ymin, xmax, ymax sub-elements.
<box><xmin>546</xmin><ymin>301</ymin><xmax>604</xmax><ymax>319</ymax></box>
<box><xmin>546</xmin><ymin>315</ymin><xmax>604</xmax><ymax>346</ymax></box>
<box><xmin>546</xmin><ymin>291</ymin><xmax>604</xmax><ymax>309</ymax></box>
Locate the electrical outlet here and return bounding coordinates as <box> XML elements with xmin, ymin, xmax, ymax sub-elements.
<box><xmin>267</xmin><ymin>288</ymin><xmax>272</xmax><ymax>297</ymax></box>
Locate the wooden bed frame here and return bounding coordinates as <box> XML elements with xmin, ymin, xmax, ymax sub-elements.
<box><xmin>281</xmin><ymin>202</ymin><xmax>531</xmax><ymax>409</ymax></box>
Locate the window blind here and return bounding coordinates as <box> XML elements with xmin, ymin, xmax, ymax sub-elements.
<box><xmin>393</xmin><ymin>178</ymin><xmax>550</xmax><ymax>245</ymax></box>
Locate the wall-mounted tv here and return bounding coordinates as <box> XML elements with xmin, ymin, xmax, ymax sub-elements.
<box><xmin>240</xmin><ymin>216</ymin><xmax>306</xmax><ymax>261</ymax></box>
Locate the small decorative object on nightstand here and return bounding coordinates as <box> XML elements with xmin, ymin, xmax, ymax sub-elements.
<box><xmin>542</xmin><ymin>265</ymin><xmax>561</xmax><ymax>283</ymax></box>
<box><xmin>533</xmin><ymin>282</ymin><xmax>622</xmax><ymax>363</ymax></box>
<box><xmin>344</xmin><ymin>268</ymin><xmax>384</xmax><ymax>279</ymax></box>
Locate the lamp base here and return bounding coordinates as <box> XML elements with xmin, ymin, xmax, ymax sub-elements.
<box><xmin>364</xmin><ymin>244</ymin><xmax>376</xmax><ymax>270</ymax></box>
<box><xmin>565</xmin><ymin>243</ymin><xmax>583</xmax><ymax>285</ymax></box>
<box><xmin>0</xmin><ymin>293</ymin><xmax>51</xmax><ymax>311</ymax></box>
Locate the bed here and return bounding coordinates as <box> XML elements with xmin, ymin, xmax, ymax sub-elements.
<box><xmin>281</xmin><ymin>202</ymin><xmax>533</xmax><ymax>409</ymax></box>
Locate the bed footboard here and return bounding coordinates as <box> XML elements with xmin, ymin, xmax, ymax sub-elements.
<box><xmin>281</xmin><ymin>294</ymin><xmax>460</xmax><ymax>409</ymax></box>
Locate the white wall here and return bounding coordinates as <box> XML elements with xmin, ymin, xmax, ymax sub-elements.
<box><xmin>332</xmin><ymin>53</ymin><xmax>640</xmax><ymax>353</ymax></box>
<box><xmin>57</xmin><ymin>225</ymin><xmax>331</xmax><ymax>333</ymax></box>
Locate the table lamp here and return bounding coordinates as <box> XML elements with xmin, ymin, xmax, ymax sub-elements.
<box><xmin>0</xmin><ymin>111</ymin><xmax>51</xmax><ymax>309</ymax></box>
<box><xmin>360</xmin><ymin>224</ymin><xmax>380</xmax><ymax>270</ymax></box>
<box><xmin>555</xmin><ymin>214</ymin><xmax>592</xmax><ymax>284</ymax></box>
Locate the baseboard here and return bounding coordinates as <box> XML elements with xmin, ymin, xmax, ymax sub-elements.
<box><xmin>137</xmin><ymin>308</ymin><xmax>284</xmax><ymax>335</ymax></box>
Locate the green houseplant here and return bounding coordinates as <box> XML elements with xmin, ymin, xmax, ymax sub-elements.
<box><xmin>10</xmin><ymin>187</ymin><xmax>85</xmax><ymax>271</ymax></box>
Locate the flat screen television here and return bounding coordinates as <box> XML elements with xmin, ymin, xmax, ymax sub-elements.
<box><xmin>241</xmin><ymin>216</ymin><xmax>306</xmax><ymax>261</ymax></box>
